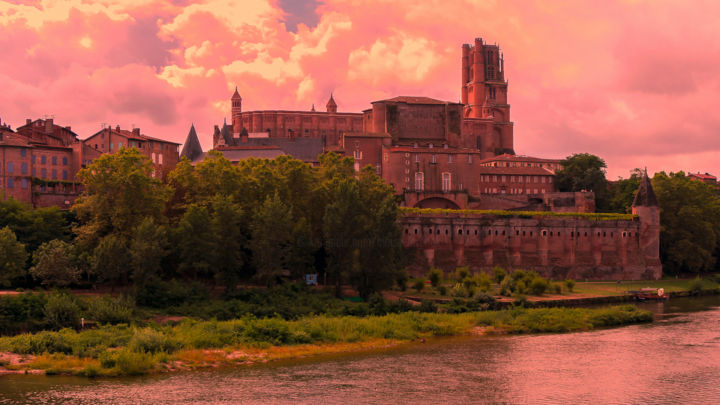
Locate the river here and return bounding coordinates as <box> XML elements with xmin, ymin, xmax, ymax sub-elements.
<box><xmin>1</xmin><ymin>296</ymin><xmax>719</xmax><ymax>404</ymax></box>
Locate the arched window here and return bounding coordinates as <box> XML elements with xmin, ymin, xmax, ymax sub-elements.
<box><xmin>415</xmin><ymin>172</ymin><xmax>424</xmax><ymax>191</ymax></box>
<box><xmin>442</xmin><ymin>172</ymin><xmax>451</xmax><ymax>192</ymax></box>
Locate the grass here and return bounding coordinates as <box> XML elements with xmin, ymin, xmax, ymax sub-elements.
<box><xmin>400</xmin><ymin>207</ymin><xmax>636</xmax><ymax>221</ymax></box>
<box><xmin>0</xmin><ymin>306</ymin><xmax>652</xmax><ymax>377</ymax></box>
<box><xmin>572</xmin><ymin>279</ymin><xmax>720</xmax><ymax>297</ymax></box>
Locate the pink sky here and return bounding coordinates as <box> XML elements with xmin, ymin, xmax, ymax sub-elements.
<box><xmin>0</xmin><ymin>0</ymin><xmax>718</xmax><ymax>179</ymax></box>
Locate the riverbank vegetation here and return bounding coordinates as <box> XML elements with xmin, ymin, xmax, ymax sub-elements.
<box><xmin>0</xmin><ymin>305</ymin><xmax>652</xmax><ymax>377</ymax></box>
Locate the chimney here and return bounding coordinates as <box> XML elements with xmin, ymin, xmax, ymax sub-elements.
<box><xmin>26</xmin><ymin>119</ymin><xmax>31</xmax><ymax>125</ymax></box>
<box><xmin>116</xmin><ymin>125</ymin><xmax>120</xmax><ymax>131</ymax></box>
<box><xmin>132</xmin><ymin>128</ymin><xmax>140</xmax><ymax>136</ymax></box>
<box><xmin>45</xmin><ymin>118</ymin><xmax>53</xmax><ymax>133</ymax></box>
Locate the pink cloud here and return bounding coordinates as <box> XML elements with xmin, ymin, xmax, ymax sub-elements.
<box><xmin>0</xmin><ymin>0</ymin><xmax>718</xmax><ymax>178</ymax></box>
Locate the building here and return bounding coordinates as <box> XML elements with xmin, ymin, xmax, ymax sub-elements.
<box><xmin>84</xmin><ymin>125</ymin><xmax>180</xmax><ymax>179</ymax></box>
<box><xmin>0</xmin><ymin>117</ymin><xmax>179</xmax><ymax>208</ymax></box>
<box><xmin>688</xmin><ymin>172</ymin><xmax>717</xmax><ymax>185</ymax></box>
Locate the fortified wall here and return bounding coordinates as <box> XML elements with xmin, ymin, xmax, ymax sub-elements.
<box><xmin>400</xmin><ymin>175</ymin><xmax>662</xmax><ymax>280</ymax></box>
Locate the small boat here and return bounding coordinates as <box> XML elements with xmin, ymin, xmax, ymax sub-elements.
<box><xmin>627</xmin><ymin>287</ymin><xmax>669</xmax><ymax>301</ymax></box>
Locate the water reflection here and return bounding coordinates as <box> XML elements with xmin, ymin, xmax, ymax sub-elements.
<box><xmin>2</xmin><ymin>296</ymin><xmax>719</xmax><ymax>404</ymax></box>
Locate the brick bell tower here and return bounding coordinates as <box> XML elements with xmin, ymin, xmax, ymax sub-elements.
<box><xmin>461</xmin><ymin>38</ymin><xmax>509</xmax><ymax>119</ymax></box>
<box><xmin>231</xmin><ymin>86</ymin><xmax>242</xmax><ymax>135</ymax></box>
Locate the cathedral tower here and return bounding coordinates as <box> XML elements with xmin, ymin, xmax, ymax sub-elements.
<box><xmin>461</xmin><ymin>38</ymin><xmax>509</xmax><ymax>120</ymax></box>
<box><xmin>231</xmin><ymin>87</ymin><xmax>242</xmax><ymax>135</ymax></box>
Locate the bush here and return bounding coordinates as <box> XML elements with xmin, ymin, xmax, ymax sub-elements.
<box><xmin>475</xmin><ymin>273</ymin><xmax>492</xmax><ymax>292</ymax></box>
<box><xmin>44</xmin><ymin>293</ymin><xmax>81</xmax><ymax>330</ymax></box>
<box><xmin>455</xmin><ymin>266</ymin><xmax>471</xmax><ymax>281</ymax></box>
<box><xmin>511</xmin><ymin>270</ymin><xmax>527</xmax><ymax>281</ymax></box>
<box><xmin>689</xmin><ymin>278</ymin><xmax>704</xmax><ymax>296</ymax></box>
<box><xmin>419</xmin><ymin>300</ymin><xmax>438</xmax><ymax>313</ymax></box>
<box><xmin>515</xmin><ymin>280</ymin><xmax>527</xmax><ymax>295</ymax></box>
<box><xmin>388</xmin><ymin>299</ymin><xmax>414</xmax><ymax>313</ymax></box>
<box><xmin>242</xmin><ymin>317</ymin><xmax>292</xmax><ymax>345</ymax></box>
<box><xmin>427</xmin><ymin>268</ymin><xmax>443</xmax><ymax>288</ymax></box>
<box><xmin>437</xmin><ymin>285</ymin><xmax>448</xmax><ymax>296</ymax></box>
<box><xmin>492</xmin><ymin>267</ymin><xmax>507</xmax><ymax>284</ymax></box>
<box><xmin>550</xmin><ymin>282</ymin><xmax>563</xmax><ymax>294</ymax></box>
<box><xmin>114</xmin><ymin>349</ymin><xmax>155</xmax><ymax>375</ymax></box>
<box><xmin>0</xmin><ymin>293</ymin><xmax>48</xmax><ymax>334</ymax></box>
<box><xmin>395</xmin><ymin>271</ymin><xmax>409</xmax><ymax>291</ymax></box>
<box><xmin>564</xmin><ymin>279</ymin><xmax>576</xmax><ymax>292</ymax></box>
<box><xmin>129</xmin><ymin>328</ymin><xmax>177</xmax><ymax>354</ymax></box>
<box><xmin>87</xmin><ymin>295</ymin><xmax>135</xmax><ymax>325</ymax></box>
<box><xmin>134</xmin><ymin>278</ymin><xmax>209</xmax><ymax>308</ymax></box>
<box><xmin>529</xmin><ymin>277</ymin><xmax>549</xmax><ymax>296</ymax></box>
<box><xmin>412</xmin><ymin>278</ymin><xmax>425</xmax><ymax>292</ymax></box>
<box><xmin>499</xmin><ymin>275</ymin><xmax>514</xmax><ymax>296</ymax></box>
<box><xmin>474</xmin><ymin>292</ymin><xmax>499</xmax><ymax>311</ymax></box>
<box><xmin>368</xmin><ymin>293</ymin><xmax>388</xmax><ymax>315</ymax></box>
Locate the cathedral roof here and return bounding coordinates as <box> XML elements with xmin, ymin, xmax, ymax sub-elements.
<box><xmin>374</xmin><ymin>96</ymin><xmax>452</xmax><ymax>105</ymax></box>
<box><xmin>232</xmin><ymin>86</ymin><xmax>242</xmax><ymax>100</ymax></box>
<box><xmin>632</xmin><ymin>171</ymin><xmax>659</xmax><ymax>207</ymax></box>
<box><xmin>180</xmin><ymin>124</ymin><xmax>203</xmax><ymax>162</ymax></box>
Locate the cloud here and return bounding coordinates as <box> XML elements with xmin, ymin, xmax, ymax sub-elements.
<box><xmin>0</xmin><ymin>0</ymin><xmax>718</xmax><ymax>179</ymax></box>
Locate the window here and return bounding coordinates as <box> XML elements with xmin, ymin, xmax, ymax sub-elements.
<box><xmin>151</xmin><ymin>152</ymin><xmax>156</xmax><ymax>163</ymax></box>
<box><xmin>376</xmin><ymin>164</ymin><xmax>381</xmax><ymax>175</ymax></box>
<box><xmin>41</xmin><ymin>168</ymin><xmax>47</xmax><ymax>178</ymax></box>
<box><xmin>7</xmin><ymin>162</ymin><xmax>13</xmax><ymax>173</ymax></box>
<box><xmin>52</xmin><ymin>169</ymin><xmax>57</xmax><ymax>179</ymax></box>
<box><xmin>118</xmin><ymin>142</ymin><xmax>123</xmax><ymax>148</ymax></box>
<box><xmin>541</xmin><ymin>177</ymin><xmax>546</xmax><ymax>183</ymax></box>
<box><xmin>31</xmin><ymin>155</ymin><xmax>35</xmax><ymax>164</ymax></box>
<box><xmin>62</xmin><ymin>170</ymin><xmax>68</xmax><ymax>180</ymax></box>
<box><xmin>442</xmin><ymin>172</ymin><xmax>451</xmax><ymax>192</ymax></box>
<box><xmin>7</xmin><ymin>178</ymin><xmax>13</xmax><ymax>188</ymax></box>
<box><xmin>448</xmin><ymin>155</ymin><xmax>453</xmax><ymax>163</ymax></box>
<box><xmin>158</xmin><ymin>154</ymin><xmax>163</xmax><ymax>164</ymax></box>
<box><xmin>414</xmin><ymin>154</ymin><xmax>419</xmax><ymax>163</ymax></box>
<box><xmin>31</xmin><ymin>168</ymin><xmax>35</xmax><ymax>176</ymax></box>
<box><xmin>353</xmin><ymin>150</ymin><xmax>363</xmax><ymax>160</ymax></box>
<box><xmin>52</xmin><ymin>156</ymin><xmax>57</xmax><ymax>165</ymax></box>
<box><xmin>431</xmin><ymin>154</ymin><xmax>436</xmax><ymax>163</ymax></box>
<box><xmin>384</xmin><ymin>153</ymin><xmax>388</xmax><ymax>161</ymax></box>
<box><xmin>20</xmin><ymin>148</ymin><xmax>26</xmax><ymax>157</ymax></box>
<box><xmin>109</xmin><ymin>143</ymin><xmax>113</xmax><ymax>150</ymax></box>
<box><xmin>62</xmin><ymin>157</ymin><xmax>68</xmax><ymax>166</ymax></box>
<box><xmin>468</xmin><ymin>154</ymin><xmax>473</xmax><ymax>164</ymax></box>
<box><xmin>21</xmin><ymin>178</ymin><xmax>28</xmax><ymax>189</ymax></box>
<box><xmin>415</xmin><ymin>172</ymin><xmax>424</xmax><ymax>191</ymax></box>
<box><xmin>21</xmin><ymin>162</ymin><xmax>27</xmax><ymax>175</ymax></box>
<box><xmin>501</xmin><ymin>175</ymin><xmax>506</xmax><ymax>182</ymax></box>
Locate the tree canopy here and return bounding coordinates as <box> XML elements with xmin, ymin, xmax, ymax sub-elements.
<box><xmin>555</xmin><ymin>153</ymin><xmax>609</xmax><ymax>210</ymax></box>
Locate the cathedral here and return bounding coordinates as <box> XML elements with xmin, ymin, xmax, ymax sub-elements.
<box><xmin>181</xmin><ymin>38</ymin><xmax>584</xmax><ymax>212</ymax></box>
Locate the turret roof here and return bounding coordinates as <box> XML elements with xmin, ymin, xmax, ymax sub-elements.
<box><xmin>180</xmin><ymin>124</ymin><xmax>203</xmax><ymax>162</ymax></box>
<box><xmin>632</xmin><ymin>171</ymin><xmax>659</xmax><ymax>207</ymax></box>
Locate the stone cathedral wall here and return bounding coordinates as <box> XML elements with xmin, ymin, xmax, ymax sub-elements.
<box><xmin>400</xmin><ymin>213</ymin><xmax>662</xmax><ymax>280</ymax></box>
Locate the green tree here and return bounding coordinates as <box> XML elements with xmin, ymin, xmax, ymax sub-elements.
<box><xmin>92</xmin><ymin>235</ymin><xmax>130</xmax><ymax>287</ymax></box>
<box><xmin>175</xmin><ymin>204</ymin><xmax>215</xmax><ymax>280</ymax></box>
<box><xmin>0</xmin><ymin>226</ymin><xmax>27</xmax><ymax>286</ymax></box>
<box><xmin>44</xmin><ymin>292</ymin><xmax>81</xmax><ymax>330</ymax></box>
<box><xmin>606</xmin><ymin>169</ymin><xmax>643</xmax><ymax>213</ymax></box>
<box><xmin>74</xmin><ymin>148</ymin><xmax>170</xmax><ymax>249</ymax></box>
<box><xmin>250</xmin><ymin>194</ymin><xmax>297</xmax><ymax>286</ymax></box>
<box><xmin>652</xmin><ymin>171</ymin><xmax>720</xmax><ymax>275</ymax></box>
<box><xmin>0</xmin><ymin>197</ymin><xmax>71</xmax><ymax>253</ymax></box>
<box><xmin>555</xmin><ymin>153</ymin><xmax>609</xmax><ymax>210</ymax></box>
<box><xmin>210</xmin><ymin>195</ymin><xmax>247</xmax><ymax>289</ymax></box>
<box><xmin>29</xmin><ymin>239</ymin><xmax>80</xmax><ymax>287</ymax></box>
<box><xmin>130</xmin><ymin>217</ymin><xmax>168</xmax><ymax>286</ymax></box>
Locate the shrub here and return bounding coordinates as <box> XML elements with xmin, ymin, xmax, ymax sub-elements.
<box><xmin>87</xmin><ymin>295</ymin><xmax>135</xmax><ymax>325</ymax></box>
<box><xmin>475</xmin><ymin>273</ymin><xmax>492</xmax><ymax>292</ymax></box>
<box><xmin>515</xmin><ymin>280</ymin><xmax>527</xmax><ymax>295</ymax></box>
<box><xmin>412</xmin><ymin>278</ymin><xmax>425</xmax><ymax>292</ymax></box>
<box><xmin>395</xmin><ymin>271</ymin><xmax>409</xmax><ymax>291</ymax></box>
<box><xmin>499</xmin><ymin>275</ymin><xmax>514</xmax><ymax>296</ymax></box>
<box><xmin>419</xmin><ymin>300</ymin><xmax>438</xmax><ymax>313</ymax></box>
<box><xmin>551</xmin><ymin>282</ymin><xmax>563</xmax><ymax>294</ymax></box>
<box><xmin>455</xmin><ymin>266</ymin><xmax>471</xmax><ymax>281</ymax></box>
<box><xmin>243</xmin><ymin>317</ymin><xmax>292</xmax><ymax>345</ymax></box>
<box><xmin>689</xmin><ymin>278</ymin><xmax>704</xmax><ymax>296</ymax></box>
<box><xmin>511</xmin><ymin>270</ymin><xmax>527</xmax><ymax>281</ymax></box>
<box><xmin>492</xmin><ymin>267</ymin><xmax>507</xmax><ymax>284</ymax></box>
<box><xmin>564</xmin><ymin>279</ymin><xmax>576</xmax><ymax>292</ymax></box>
<box><xmin>114</xmin><ymin>349</ymin><xmax>155</xmax><ymax>375</ymax></box>
<box><xmin>529</xmin><ymin>277</ymin><xmax>549</xmax><ymax>296</ymax></box>
<box><xmin>134</xmin><ymin>278</ymin><xmax>209</xmax><ymax>308</ymax></box>
<box><xmin>44</xmin><ymin>293</ymin><xmax>81</xmax><ymax>330</ymax></box>
<box><xmin>427</xmin><ymin>268</ymin><xmax>443</xmax><ymax>288</ymax></box>
<box><xmin>368</xmin><ymin>293</ymin><xmax>388</xmax><ymax>315</ymax></box>
<box><xmin>474</xmin><ymin>292</ymin><xmax>499</xmax><ymax>311</ymax></box>
<box><xmin>388</xmin><ymin>299</ymin><xmax>414</xmax><ymax>313</ymax></box>
<box><xmin>129</xmin><ymin>328</ymin><xmax>177</xmax><ymax>354</ymax></box>
<box><xmin>437</xmin><ymin>285</ymin><xmax>448</xmax><ymax>296</ymax></box>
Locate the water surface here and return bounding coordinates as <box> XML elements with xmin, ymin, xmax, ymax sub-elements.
<box><xmin>1</xmin><ymin>296</ymin><xmax>719</xmax><ymax>404</ymax></box>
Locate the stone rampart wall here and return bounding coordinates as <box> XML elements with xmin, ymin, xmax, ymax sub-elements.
<box><xmin>400</xmin><ymin>213</ymin><xmax>662</xmax><ymax>280</ymax></box>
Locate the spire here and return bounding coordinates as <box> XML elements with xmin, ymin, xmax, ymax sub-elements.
<box><xmin>232</xmin><ymin>86</ymin><xmax>241</xmax><ymax>100</ymax></box>
<box><xmin>326</xmin><ymin>93</ymin><xmax>337</xmax><ymax>113</ymax></box>
<box><xmin>311</xmin><ymin>104</ymin><xmax>315</xmax><ymax>112</ymax></box>
<box><xmin>632</xmin><ymin>169</ymin><xmax>658</xmax><ymax>207</ymax></box>
<box><xmin>180</xmin><ymin>124</ymin><xmax>203</xmax><ymax>162</ymax></box>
